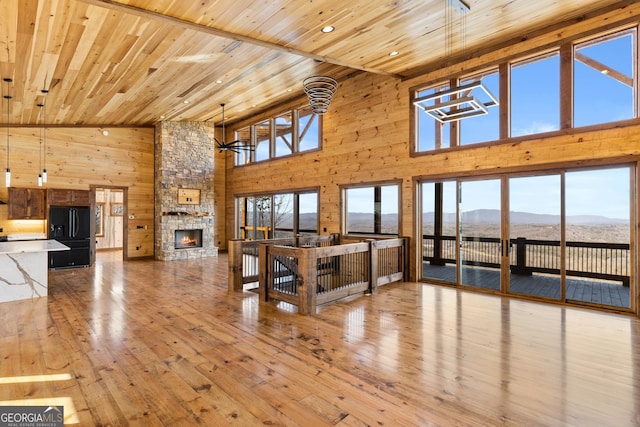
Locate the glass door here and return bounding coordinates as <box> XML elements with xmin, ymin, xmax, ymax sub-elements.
<box><xmin>508</xmin><ymin>174</ymin><xmax>562</xmax><ymax>299</ymax></box>
<box><xmin>419</xmin><ymin>165</ymin><xmax>635</xmax><ymax>313</ymax></box>
<box><xmin>421</xmin><ymin>181</ymin><xmax>457</xmax><ymax>283</ymax></box>
<box><xmin>458</xmin><ymin>178</ymin><xmax>503</xmax><ymax>290</ymax></box>
<box><xmin>564</xmin><ymin>167</ymin><xmax>632</xmax><ymax>309</ymax></box>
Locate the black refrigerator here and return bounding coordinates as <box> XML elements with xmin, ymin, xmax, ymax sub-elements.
<box><xmin>49</xmin><ymin>206</ymin><xmax>91</xmax><ymax>269</ymax></box>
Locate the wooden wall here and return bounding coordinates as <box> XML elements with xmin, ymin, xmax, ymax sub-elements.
<box><xmin>0</xmin><ymin>127</ymin><xmax>155</xmax><ymax>258</ymax></box>
<box><xmin>224</xmin><ymin>6</ymin><xmax>640</xmax><ymax>280</ymax></box>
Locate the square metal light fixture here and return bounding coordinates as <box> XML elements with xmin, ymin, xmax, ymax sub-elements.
<box><xmin>414</xmin><ymin>81</ymin><xmax>498</xmax><ymax>123</ymax></box>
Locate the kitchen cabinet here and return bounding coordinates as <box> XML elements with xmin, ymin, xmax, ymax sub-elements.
<box><xmin>8</xmin><ymin>187</ymin><xmax>46</xmax><ymax>219</ymax></box>
<box><xmin>47</xmin><ymin>189</ymin><xmax>91</xmax><ymax>206</ymax></box>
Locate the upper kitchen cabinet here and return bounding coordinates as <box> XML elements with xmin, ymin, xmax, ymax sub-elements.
<box><xmin>8</xmin><ymin>187</ymin><xmax>46</xmax><ymax>219</ymax></box>
<box><xmin>47</xmin><ymin>189</ymin><xmax>91</xmax><ymax>207</ymax></box>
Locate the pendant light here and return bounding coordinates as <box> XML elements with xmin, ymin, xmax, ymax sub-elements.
<box><xmin>41</xmin><ymin>87</ymin><xmax>48</xmax><ymax>183</ymax></box>
<box><xmin>37</xmin><ymin>102</ymin><xmax>44</xmax><ymax>186</ymax></box>
<box><xmin>3</xmin><ymin>78</ymin><xmax>11</xmax><ymax>187</ymax></box>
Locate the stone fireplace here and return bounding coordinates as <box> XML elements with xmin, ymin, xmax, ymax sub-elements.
<box><xmin>154</xmin><ymin>121</ymin><xmax>218</xmax><ymax>261</ymax></box>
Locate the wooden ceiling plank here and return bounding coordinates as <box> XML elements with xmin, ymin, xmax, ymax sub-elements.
<box><xmin>77</xmin><ymin>0</ymin><xmax>397</xmax><ymax>77</ymax></box>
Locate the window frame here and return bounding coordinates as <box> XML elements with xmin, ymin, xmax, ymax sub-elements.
<box><xmin>235</xmin><ymin>189</ymin><xmax>320</xmax><ymax>240</ymax></box>
<box><xmin>233</xmin><ymin>105</ymin><xmax>322</xmax><ymax>166</ymax></box>
<box><xmin>341</xmin><ymin>180</ymin><xmax>402</xmax><ymax>237</ymax></box>
<box><xmin>411</xmin><ymin>24</ymin><xmax>640</xmax><ymax>155</ymax></box>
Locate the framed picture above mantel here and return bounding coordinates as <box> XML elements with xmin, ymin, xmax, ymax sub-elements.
<box><xmin>178</xmin><ymin>188</ymin><xmax>201</xmax><ymax>205</ymax></box>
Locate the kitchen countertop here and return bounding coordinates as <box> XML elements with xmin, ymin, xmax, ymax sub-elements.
<box><xmin>0</xmin><ymin>239</ymin><xmax>70</xmax><ymax>255</ymax></box>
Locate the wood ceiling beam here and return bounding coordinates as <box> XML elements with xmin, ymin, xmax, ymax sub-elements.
<box><xmin>574</xmin><ymin>51</ymin><xmax>633</xmax><ymax>88</ymax></box>
<box><xmin>79</xmin><ymin>0</ymin><xmax>399</xmax><ymax>78</ymax></box>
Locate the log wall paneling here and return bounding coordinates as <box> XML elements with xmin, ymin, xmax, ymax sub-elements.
<box><xmin>0</xmin><ymin>126</ymin><xmax>154</xmax><ymax>258</ymax></box>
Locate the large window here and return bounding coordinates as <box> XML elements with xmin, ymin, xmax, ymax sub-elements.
<box><xmin>510</xmin><ymin>52</ymin><xmax>560</xmax><ymax>137</ymax></box>
<box><xmin>237</xmin><ymin>191</ymin><xmax>318</xmax><ymax>239</ymax></box>
<box><xmin>574</xmin><ymin>29</ymin><xmax>636</xmax><ymax>127</ymax></box>
<box><xmin>298</xmin><ymin>106</ymin><xmax>321</xmax><ymax>152</ymax></box>
<box><xmin>234</xmin><ymin>105</ymin><xmax>321</xmax><ymax>165</ymax></box>
<box><xmin>254</xmin><ymin>120</ymin><xmax>271</xmax><ymax>162</ymax></box>
<box><xmin>415</xmin><ymin>83</ymin><xmax>451</xmax><ymax>151</ymax></box>
<box><xmin>460</xmin><ymin>69</ymin><xmax>500</xmax><ymax>145</ymax></box>
<box><xmin>274</xmin><ymin>112</ymin><xmax>293</xmax><ymax>157</ymax></box>
<box><xmin>344</xmin><ymin>183</ymin><xmax>400</xmax><ymax>235</ymax></box>
<box><xmin>413</xmin><ymin>26</ymin><xmax>638</xmax><ymax>152</ymax></box>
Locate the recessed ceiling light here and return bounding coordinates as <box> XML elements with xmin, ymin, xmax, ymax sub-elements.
<box><xmin>321</xmin><ymin>26</ymin><xmax>335</xmax><ymax>33</ymax></box>
<box><xmin>183</xmin><ymin>100</ymin><xmax>189</xmax><ymax>104</ymax></box>
<box><xmin>389</xmin><ymin>51</ymin><xmax>400</xmax><ymax>57</ymax></box>
<box><xmin>216</xmin><ymin>80</ymin><xmax>223</xmax><ymax>84</ymax></box>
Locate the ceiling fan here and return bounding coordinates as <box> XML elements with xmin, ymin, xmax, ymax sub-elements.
<box><xmin>214</xmin><ymin>103</ymin><xmax>254</xmax><ymax>154</ymax></box>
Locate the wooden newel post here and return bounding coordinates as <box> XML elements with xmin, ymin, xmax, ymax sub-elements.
<box><xmin>258</xmin><ymin>242</ymin><xmax>270</xmax><ymax>303</ymax></box>
<box><xmin>514</xmin><ymin>237</ymin><xmax>530</xmax><ymax>276</ymax></box>
<box><xmin>369</xmin><ymin>239</ymin><xmax>379</xmax><ymax>294</ymax></box>
<box><xmin>402</xmin><ymin>237</ymin><xmax>410</xmax><ymax>282</ymax></box>
<box><xmin>298</xmin><ymin>245</ymin><xmax>317</xmax><ymax>315</ymax></box>
<box><xmin>228</xmin><ymin>239</ymin><xmax>244</xmax><ymax>292</ymax></box>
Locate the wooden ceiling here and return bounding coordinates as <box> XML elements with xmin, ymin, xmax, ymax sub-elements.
<box><xmin>0</xmin><ymin>0</ymin><xmax>626</xmax><ymax>127</ymax></box>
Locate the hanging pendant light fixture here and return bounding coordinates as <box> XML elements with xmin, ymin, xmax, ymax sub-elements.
<box><xmin>413</xmin><ymin>0</ymin><xmax>498</xmax><ymax>123</ymax></box>
<box><xmin>4</xmin><ymin>78</ymin><xmax>12</xmax><ymax>187</ymax></box>
<box><xmin>37</xmin><ymin>102</ymin><xmax>44</xmax><ymax>186</ymax></box>
<box><xmin>41</xmin><ymin>87</ymin><xmax>48</xmax><ymax>183</ymax></box>
<box><xmin>302</xmin><ymin>75</ymin><xmax>337</xmax><ymax>114</ymax></box>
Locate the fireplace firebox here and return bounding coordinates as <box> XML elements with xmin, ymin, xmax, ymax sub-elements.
<box><xmin>175</xmin><ymin>229</ymin><xmax>203</xmax><ymax>249</ymax></box>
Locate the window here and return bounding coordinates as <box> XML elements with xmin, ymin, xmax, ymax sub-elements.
<box><xmin>574</xmin><ymin>29</ymin><xmax>636</xmax><ymax>127</ymax></box>
<box><xmin>510</xmin><ymin>52</ymin><xmax>560</xmax><ymax>137</ymax></box>
<box><xmin>234</xmin><ymin>105</ymin><xmax>321</xmax><ymax>166</ymax></box>
<box><xmin>253</xmin><ymin>120</ymin><xmax>271</xmax><ymax>162</ymax></box>
<box><xmin>298</xmin><ymin>106</ymin><xmax>320</xmax><ymax>151</ymax></box>
<box><xmin>459</xmin><ymin>69</ymin><xmax>500</xmax><ymax>145</ymax></box>
<box><xmin>344</xmin><ymin>183</ymin><xmax>399</xmax><ymax>235</ymax></box>
<box><xmin>234</xmin><ymin>126</ymin><xmax>251</xmax><ymax>166</ymax></box>
<box><xmin>237</xmin><ymin>191</ymin><xmax>318</xmax><ymax>239</ymax></box>
<box><xmin>414</xmin><ymin>27</ymin><xmax>638</xmax><ymax>153</ymax></box>
<box><xmin>275</xmin><ymin>112</ymin><xmax>293</xmax><ymax>157</ymax></box>
<box><xmin>415</xmin><ymin>83</ymin><xmax>451</xmax><ymax>151</ymax></box>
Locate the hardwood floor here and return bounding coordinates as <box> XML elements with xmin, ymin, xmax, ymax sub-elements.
<box><xmin>1</xmin><ymin>251</ymin><xmax>640</xmax><ymax>426</ymax></box>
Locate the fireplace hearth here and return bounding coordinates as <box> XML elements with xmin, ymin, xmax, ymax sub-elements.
<box><xmin>175</xmin><ymin>229</ymin><xmax>203</xmax><ymax>249</ymax></box>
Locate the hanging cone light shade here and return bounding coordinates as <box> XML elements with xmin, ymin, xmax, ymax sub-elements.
<box><xmin>302</xmin><ymin>76</ymin><xmax>337</xmax><ymax>114</ymax></box>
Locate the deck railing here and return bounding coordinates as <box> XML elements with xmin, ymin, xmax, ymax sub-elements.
<box><xmin>422</xmin><ymin>234</ymin><xmax>630</xmax><ymax>285</ymax></box>
<box><xmin>229</xmin><ymin>235</ymin><xmax>409</xmax><ymax>314</ymax></box>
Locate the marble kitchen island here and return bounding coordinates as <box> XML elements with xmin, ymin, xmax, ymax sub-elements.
<box><xmin>0</xmin><ymin>240</ymin><xmax>70</xmax><ymax>303</ymax></box>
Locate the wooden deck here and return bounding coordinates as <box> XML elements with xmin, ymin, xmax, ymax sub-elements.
<box><xmin>1</xmin><ymin>251</ymin><xmax>639</xmax><ymax>425</ymax></box>
<box><xmin>423</xmin><ymin>263</ymin><xmax>631</xmax><ymax>308</ymax></box>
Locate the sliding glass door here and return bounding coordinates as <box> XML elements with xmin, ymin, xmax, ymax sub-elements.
<box><xmin>508</xmin><ymin>174</ymin><xmax>562</xmax><ymax>299</ymax></box>
<box><xmin>565</xmin><ymin>168</ymin><xmax>631</xmax><ymax>308</ymax></box>
<box><xmin>459</xmin><ymin>178</ymin><xmax>502</xmax><ymax>290</ymax></box>
<box><xmin>420</xmin><ymin>165</ymin><xmax>634</xmax><ymax>312</ymax></box>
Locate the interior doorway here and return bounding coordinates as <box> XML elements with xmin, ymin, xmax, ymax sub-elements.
<box><xmin>93</xmin><ymin>186</ymin><xmax>128</xmax><ymax>260</ymax></box>
<box><xmin>420</xmin><ymin>164</ymin><xmax>634</xmax><ymax>312</ymax></box>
